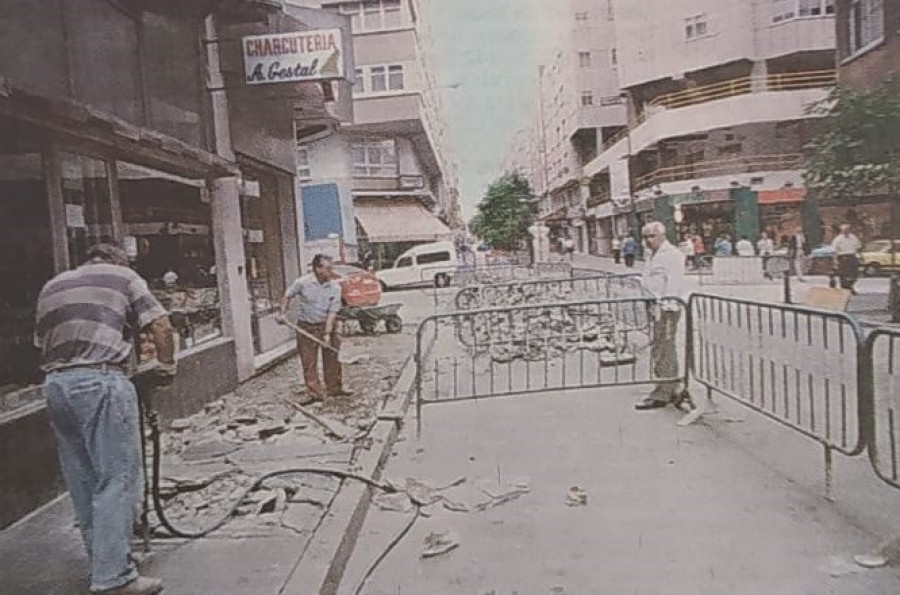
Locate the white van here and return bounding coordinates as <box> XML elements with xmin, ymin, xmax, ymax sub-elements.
<box><xmin>376</xmin><ymin>241</ymin><xmax>458</xmax><ymax>289</ymax></box>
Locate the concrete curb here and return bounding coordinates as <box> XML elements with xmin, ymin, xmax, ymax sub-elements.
<box><xmin>281</xmin><ymin>345</ymin><xmax>420</xmax><ymax>595</ymax></box>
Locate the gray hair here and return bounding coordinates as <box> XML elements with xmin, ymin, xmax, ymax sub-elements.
<box><xmin>87</xmin><ymin>243</ymin><xmax>130</xmax><ymax>266</ymax></box>
<box><xmin>642</xmin><ymin>221</ymin><xmax>666</xmax><ymax>237</ymax></box>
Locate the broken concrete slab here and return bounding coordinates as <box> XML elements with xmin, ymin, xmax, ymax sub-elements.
<box><xmin>180</xmin><ymin>439</ymin><xmax>242</xmax><ymax>463</ymax></box>
<box><xmin>228</xmin><ymin>443</ymin><xmax>353</xmax><ymax>465</ymax></box>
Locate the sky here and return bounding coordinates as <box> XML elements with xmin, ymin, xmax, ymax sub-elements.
<box><xmin>426</xmin><ymin>0</ymin><xmax>564</xmax><ymax>221</ymax></box>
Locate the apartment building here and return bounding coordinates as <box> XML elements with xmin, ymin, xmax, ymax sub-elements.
<box><xmin>289</xmin><ymin>0</ymin><xmax>459</xmax><ymax>270</ymax></box>
<box><xmin>578</xmin><ymin>0</ymin><xmax>838</xmax><ymax>253</ymax></box>
<box><xmin>510</xmin><ymin>0</ymin><xmax>627</xmax><ymax>255</ymax></box>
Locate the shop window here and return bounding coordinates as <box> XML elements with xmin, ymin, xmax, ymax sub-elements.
<box><xmin>118</xmin><ymin>162</ymin><xmax>221</xmax><ymax>359</ymax></box>
<box><xmin>240</xmin><ymin>170</ymin><xmax>289</xmax><ymax>356</ymax></box>
<box><xmin>353</xmin><ymin>68</ymin><xmax>365</xmax><ymax>94</ymax></box>
<box><xmin>62</xmin><ymin>153</ymin><xmax>115</xmax><ymax>269</ymax></box>
<box><xmin>0</xmin><ymin>119</ymin><xmax>53</xmax><ymax>402</ymax></box>
<box><xmin>581</xmin><ymin>91</ymin><xmax>594</xmax><ymax>106</ymax></box>
<box><xmin>341</xmin><ymin>0</ymin><xmax>405</xmax><ymax>32</ymax></box>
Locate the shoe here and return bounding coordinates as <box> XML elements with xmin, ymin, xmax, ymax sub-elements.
<box><xmin>95</xmin><ymin>576</ymin><xmax>163</xmax><ymax>594</ymax></box>
<box><xmin>634</xmin><ymin>399</ymin><xmax>668</xmax><ymax>410</ymax></box>
<box><xmin>328</xmin><ymin>389</ymin><xmax>354</xmax><ymax>397</ymax></box>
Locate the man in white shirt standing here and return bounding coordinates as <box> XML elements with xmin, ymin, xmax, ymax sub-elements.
<box><xmin>832</xmin><ymin>223</ymin><xmax>862</xmax><ymax>294</ymax></box>
<box><xmin>735</xmin><ymin>235</ymin><xmax>755</xmax><ymax>257</ymax></box>
<box><xmin>635</xmin><ymin>222</ymin><xmax>689</xmax><ymax>411</ymax></box>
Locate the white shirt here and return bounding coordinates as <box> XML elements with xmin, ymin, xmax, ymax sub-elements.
<box><xmin>642</xmin><ymin>241</ymin><xmax>688</xmax><ymax>307</ymax></box>
<box><xmin>756</xmin><ymin>238</ymin><xmax>774</xmax><ymax>256</ymax></box>
<box><xmin>736</xmin><ymin>239</ymin><xmax>754</xmax><ymax>257</ymax></box>
<box><xmin>832</xmin><ymin>233</ymin><xmax>862</xmax><ymax>255</ymax></box>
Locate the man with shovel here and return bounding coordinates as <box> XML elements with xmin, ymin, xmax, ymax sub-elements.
<box><xmin>277</xmin><ymin>254</ymin><xmax>353</xmax><ymax>402</ymax></box>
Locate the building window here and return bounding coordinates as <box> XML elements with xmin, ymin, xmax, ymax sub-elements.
<box><xmin>388</xmin><ymin>64</ymin><xmax>405</xmax><ymax>90</ymax></box>
<box><xmin>574</xmin><ymin>12</ymin><xmax>588</xmax><ymax>21</ymax></box>
<box><xmin>352</xmin><ymin>139</ymin><xmax>398</xmax><ymax>177</ymax></box>
<box><xmin>685</xmin><ymin>14</ymin><xmax>709</xmax><ymax>40</ymax></box>
<box><xmin>581</xmin><ymin>91</ymin><xmax>594</xmax><ymax>106</ymax></box>
<box><xmin>341</xmin><ymin>0</ymin><xmax>406</xmax><ymax>32</ymax></box>
<box><xmin>606</xmin><ymin>0</ymin><xmax>615</xmax><ymax>20</ymax></box>
<box><xmin>774</xmin><ymin>0</ymin><xmax>835</xmax><ymax>22</ymax></box>
<box><xmin>578</xmin><ymin>51</ymin><xmax>592</xmax><ymax>67</ymax></box>
<box><xmin>610</xmin><ymin>47</ymin><xmax>618</xmax><ymax>66</ymax></box>
<box><xmin>353</xmin><ymin>68</ymin><xmax>365</xmax><ymax>94</ymax></box>
<box><xmin>370</xmin><ymin>66</ymin><xmax>387</xmax><ymax>92</ymax></box>
<box><xmin>297</xmin><ymin>146</ymin><xmax>311</xmax><ymax>180</ymax></box>
<box><xmin>849</xmin><ymin>0</ymin><xmax>884</xmax><ymax>55</ymax></box>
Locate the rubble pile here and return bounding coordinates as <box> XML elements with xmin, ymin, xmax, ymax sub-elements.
<box><xmin>454</xmin><ymin>308</ymin><xmax>640</xmax><ymax>365</ymax></box>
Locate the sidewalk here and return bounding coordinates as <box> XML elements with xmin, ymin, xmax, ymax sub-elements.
<box><xmin>0</xmin><ymin>331</ymin><xmax>414</xmax><ymax>595</ymax></box>
<box><xmin>340</xmin><ymin>385</ymin><xmax>900</xmax><ymax>594</ymax></box>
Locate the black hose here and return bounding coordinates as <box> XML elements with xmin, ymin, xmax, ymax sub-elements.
<box><xmin>142</xmin><ymin>406</ymin><xmax>397</xmax><ymax>539</ymax></box>
<box><xmin>352</xmin><ymin>504</ymin><xmax>421</xmax><ymax>595</ymax></box>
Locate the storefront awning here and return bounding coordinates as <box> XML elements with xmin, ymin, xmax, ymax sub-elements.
<box><xmin>355</xmin><ymin>199</ymin><xmax>454</xmax><ymax>243</ymax></box>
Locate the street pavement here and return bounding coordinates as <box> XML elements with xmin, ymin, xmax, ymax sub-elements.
<box><xmin>340</xmin><ymin>387</ymin><xmax>900</xmax><ymax>595</ymax></box>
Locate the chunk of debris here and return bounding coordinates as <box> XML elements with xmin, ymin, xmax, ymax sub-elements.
<box><xmin>373</xmin><ymin>492</ymin><xmax>413</xmax><ymax>513</ymax></box>
<box><xmin>422</xmin><ymin>530</ymin><xmax>460</xmax><ymax>559</ymax></box>
<box><xmin>180</xmin><ymin>439</ymin><xmax>241</xmax><ymax>462</ymax></box>
<box><xmin>565</xmin><ymin>486</ymin><xmax>588</xmax><ymax>507</ymax></box>
<box><xmin>257</xmin><ymin>423</ymin><xmax>288</xmax><ymax>440</ymax></box>
<box><xmin>169</xmin><ymin>418</ymin><xmax>192</xmax><ymax>432</ymax></box>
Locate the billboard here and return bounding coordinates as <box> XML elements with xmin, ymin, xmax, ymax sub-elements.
<box><xmin>243</xmin><ymin>29</ymin><xmax>344</xmax><ymax>85</ymax></box>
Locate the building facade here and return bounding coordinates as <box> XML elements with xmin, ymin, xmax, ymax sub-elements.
<box><xmin>290</xmin><ymin>0</ymin><xmax>460</xmax><ymax>271</ymax></box>
<box><xmin>510</xmin><ymin>0</ymin><xmax>845</xmax><ymax>256</ymax></box>
<box><xmin>0</xmin><ymin>0</ymin><xmax>351</xmax><ymax>529</ymax></box>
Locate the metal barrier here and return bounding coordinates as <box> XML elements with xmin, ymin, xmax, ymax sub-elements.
<box><xmin>689</xmin><ymin>293</ymin><xmax>866</xmax><ymax>497</ymax></box>
<box><xmin>864</xmin><ymin>329</ymin><xmax>900</xmax><ymax>491</ymax></box>
<box><xmin>415</xmin><ymin>297</ymin><xmax>688</xmax><ymax>433</ymax></box>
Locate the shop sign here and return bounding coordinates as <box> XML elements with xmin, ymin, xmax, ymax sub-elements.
<box><xmin>243</xmin><ymin>29</ymin><xmax>344</xmax><ymax>86</ymax></box>
<box><xmin>758</xmin><ymin>188</ymin><xmax>806</xmax><ymax>204</ymax></box>
<box><xmin>65</xmin><ymin>204</ymin><xmax>86</xmax><ymax>229</ymax></box>
<box><xmin>671</xmin><ymin>189</ymin><xmax>730</xmax><ymax>205</ymax></box>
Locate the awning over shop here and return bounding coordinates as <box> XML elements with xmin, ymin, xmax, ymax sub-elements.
<box><xmin>355</xmin><ymin>199</ymin><xmax>454</xmax><ymax>243</ymax></box>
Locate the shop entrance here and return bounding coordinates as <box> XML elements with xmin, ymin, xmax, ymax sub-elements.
<box><xmin>678</xmin><ymin>201</ymin><xmax>736</xmax><ymax>253</ymax></box>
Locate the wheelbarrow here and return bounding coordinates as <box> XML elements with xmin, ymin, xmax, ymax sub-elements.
<box><xmin>339</xmin><ymin>303</ymin><xmax>403</xmax><ymax>335</ymax></box>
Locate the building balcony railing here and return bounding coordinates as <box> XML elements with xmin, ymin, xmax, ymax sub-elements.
<box><xmin>633</xmin><ymin>153</ymin><xmax>805</xmax><ymax>191</ymax></box>
<box><xmin>586</xmin><ymin>190</ymin><xmax>611</xmax><ymax>209</ymax></box>
<box><xmin>635</xmin><ymin>70</ymin><xmax>836</xmax><ymax>125</ymax></box>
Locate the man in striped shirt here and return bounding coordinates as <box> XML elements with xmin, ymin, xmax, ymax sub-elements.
<box><xmin>35</xmin><ymin>244</ymin><xmax>175</xmax><ymax>595</ymax></box>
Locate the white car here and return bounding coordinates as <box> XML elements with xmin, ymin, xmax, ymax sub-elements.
<box><xmin>376</xmin><ymin>241</ymin><xmax>458</xmax><ymax>289</ymax></box>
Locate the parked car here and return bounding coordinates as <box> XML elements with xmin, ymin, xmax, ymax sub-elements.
<box><xmin>375</xmin><ymin>241</ymin><xmax>458</xmax><ymax>289</ymax></box>
<box><xmin>808</xmin><ymin>244</ymin><xmax>835</xmax><ymax>276</ymax></box>
<box><xmin>860</xmin><ymin>239</ymin><xmax>900</xmax><ymax>276</ymax></box>
<box><xmin>333</xmin><ymin>264</ymin><xmax>382</xmax><ymax>307</ymax></box>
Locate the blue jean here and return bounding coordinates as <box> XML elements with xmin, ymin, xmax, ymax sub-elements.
<box><xmin>45</xmin><ymin>367</ymin><xmax>142</xmax><ymax>592</ymax></box>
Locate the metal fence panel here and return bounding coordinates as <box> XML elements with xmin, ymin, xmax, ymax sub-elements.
<box><xmin>689</xmin><ymin>293</ymin><xmax>865</xmax><ymax>457</ymax></box>
<box><xmin>415</xmin><ymin>297</ymin><xmax>688</xmax><ymax>432</ymax></box>
<box><xmin>865</xmin><ymin>329</ymin><xmax>900</xmax><ymax>490</ymax></box>
<box><xmin>454</xmin><ymin>273</ymin><xmax>647</xmax><ymax>311</ymax></box>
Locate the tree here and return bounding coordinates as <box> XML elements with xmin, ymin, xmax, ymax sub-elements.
<box><xmin>469</xmin><ymin>172</ymin><xmax>537</xmax><ymax>251</ymax></box>
<box><xmin>804</xmin><ymin>80</ymin><xmax>900</xmax><ymax>223</ymax></box>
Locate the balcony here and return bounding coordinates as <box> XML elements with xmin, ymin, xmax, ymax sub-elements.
<box><xmin>633</xmin><ymin>153</ymin><xmax>804</xmax><ymax>191</ymax></box>
<box><xmin>586</xmin><ymin>190</ymin><xmax>610</xmax><ymax>209</ymax></box>
<box><xmin>635</xmin><ymin>70</ymin><xmax>836</xmax><ymax>125</ymax></box>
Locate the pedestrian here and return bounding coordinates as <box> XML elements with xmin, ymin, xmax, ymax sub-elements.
<box><xmin>756</xmin><ymin>231</ymin><xmax>774</xmax><ymax>257</ymax></box>
<box><xmin>692</xmin><ymin>234</ymin><xmax>707</xmax><ymax>269</ymax></box>
<box><xmin>562</xmin><ymin>235</ymin><xmax>575</xmax><ymax>261</ymax></box>
<box><xmin>714</xmin><ymin>234</ymin><xmax>733</xmax><ymax>257</ymax></box>
<box><xmin>831</xmin><ymin>223</ymin><xmax>862</xmax><ymax>294</ymax></box>
<box><xmin>635</xmin><ymin>222</ymin><xmax>688</xmax><ymax>411</ymax></box>
<box><xmin>789</xmin><ymin>229</ymin><xmax>809</xmax><ymax>282</ymax></box>
<box><xmin>622</xmin><ymin>235</ymin><xmax>638</xmax><ymax>268</ymax></box>
<box><xmin>679</xmin><ymin>234</ymin><xmax>695</xmax><ymax>268</ymax></box>
<box><xmin>611</xmin><ymin>236</ymin><xmax>621</xmax><ymax>265</ymax></box>
<box><xmin>35</xmin><ymin>244</ymin><xmax>175</xmax><ymax>595</ymax></box>
<box><xmin>278</xmin><ymin>254</ymin><xmax>353</xmax><ymax>402</ymax></box>
<box><xmin>735</xmin><ymin>235</ymin><xmax>754</xmax><ymax>257</ymax></box>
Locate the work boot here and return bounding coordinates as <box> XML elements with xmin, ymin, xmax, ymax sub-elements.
<box><xmin>95</xmin><ymin>576</ymin><xmax>163</xmax><ymax>594</ymax></box>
